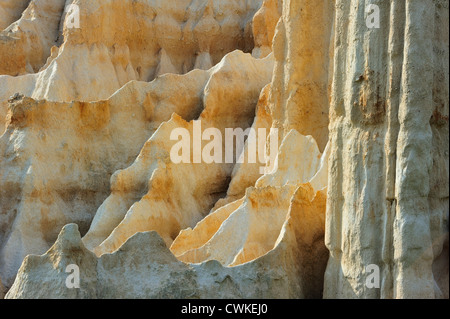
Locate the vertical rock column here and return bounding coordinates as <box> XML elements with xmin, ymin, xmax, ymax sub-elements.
<box><xmin>268</xmin><ymin>0</ymin><xmax>335</xmax><ymax>151</ymax></box>
<box><xmin>325</xmin><ymin>0</ymin><xmax>449</xmax><ymax>299</ymax></box>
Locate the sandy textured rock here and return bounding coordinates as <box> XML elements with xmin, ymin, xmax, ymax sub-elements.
<box><xmin>6</xmin><ymin>181</ymin><xmax>327</xmax><ymax>299</ymax></box>
<box><xmin>255</xmin><ymin>130</ymin><xmax>322</xmax><ymax>188</ymax></box>
<box><xmin>267</xmin><ymin>0</ymin><xmax>335</xmax><ymax>152</ymax></box>
<box><xmin>175</xmin><ymin>185</ymin><xmax>297</xmax><ymax>266</ymax></box>
<box><xmin>0</xmin><ymin>91</ymin><xmax>154</xmax><ymax>288</ymax></box>
<box><xmin>0</xmin><ymin>0</ymin><xmax>273</xmax><ymax>132</ymax></box>
<box><xmin>0</xmin><ymin>0</ymin><xmax>67</xmax><ymax>76</ymax></box>
<box><xmin>170</xmin><ymin>198</ymin><xmax>245</xmax><ymax>258</ymax></box>
<box><xmin>82</xmin><ymin>51</ymin><xmax>274</xmax><ymax>255</ymax></box>
<box><xmin>0</xmin><ymin>0</ymin><xmax>30</xmax><ymax>30</ymax></box>
<box><xmin>251</xmin><ymin>0</ymin><xmax>282</xmax><ymax>58</ymax></box>
<box><xmin>1</xmin><ymin>0</ymin><xmax>448</xmax><ymax>300</ymax></box>
<box><xmin>324</xmin><ymin>0</ymin><xmax>449</xmax><ymax>299</ymax></box>
<box><xmin>0</xmin><ymin>50</ymin><xmax>273</xmax><ymax>288</ymax></box>
<box><xmin>0</xmin><ymin>274</ymin><xmax>4</xmax><ymax>298</ymax></box>
<box><xmin>211</xmin><ymin>83</ymin><xmax>273</xmax><ymax>210</ymax></box>
<box><xmin>170</xmin><ymin>129</ymin><xmax>329</xmax><ymax>267</ymax></box>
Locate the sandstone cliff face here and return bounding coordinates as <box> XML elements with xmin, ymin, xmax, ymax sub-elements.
<box><xmin>1</xmin><ymin>0</ymin><xmax>448</xmax><ymax>299</ymax></box>
<box><xmin>0</xmin><ymin>0</ymin><xmax>67</xmax><ymax>76</ymax></box>
<box><xmin>83</xmin><ymin>51</ymin><xmax>275</xmax><ymax>256</ymax></box>
<box><xmin>0</xmin><ymin>0</ymin><xmax>31</xmax><ymax>31</ymax></box>
<box><xmin>0</xmin><ymin>0</ymin><xmax>273</xmax><ymax>132</ymax></box>
<box><xmin>0</xmin><ymin>0</ymin><xmax>281</xmax><ymax>290</ymax></box>
<box><xmin>268</xmin><ymin>0</ymin><xmax>334</xmax><ymax>152</ymax></box>
<box><xmin>324</xmin><ymin>0</ymin><xmax>449</xmax><ymax>299</ymax></box>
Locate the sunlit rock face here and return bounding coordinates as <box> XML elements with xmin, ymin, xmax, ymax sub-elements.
<box><xmin>1</xmin><ymin>0</ymin><xmax>448</xmax><ymax>299</ymax></box>
<box><xmin>324</xmin><ymin>0</ymin><xmax>449</xmax><ymax>299</ymax></box>
<box><xmin>0</xmin><ymin>0</ymin><xmax>271</xmax><ymax>131</ymax></box>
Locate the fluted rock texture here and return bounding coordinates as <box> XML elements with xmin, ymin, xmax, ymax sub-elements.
<box><xmin>1</xmin><ymin>0</ymin><xmax>448</xmax><ymax>299</ymax></box>
<box><xmin>324</xmin><ymin>0</ymin><xmax>449</xmax><ymax>299</ymax></box>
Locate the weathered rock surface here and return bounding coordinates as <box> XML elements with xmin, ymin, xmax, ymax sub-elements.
<box><xmin>0</xmin><ymin>0</ymin><xmax>31</xmax><ymax>31</ymax></box>
<box><xmin>0</xmin><ymin>0</ymin><xmax>282</xmax><ymax>291</ymax></box>
<box><xmin>324</xmin><ymin>0</ymin><xmax>449</xmax><ymax>299</ymax></box>
<box><xmin>5</xmin><ymin>117</ymin><xmax>330</xmax><ymax>299</ymax></box>
<box><xmin>252</xmin><ymin>0</ymin><xmax>282</xmax><ymax>58</ymax></box>
<box><xmin>0</xmin><ymin>0</ymin><xmax>274</xmax><ymax>132</ymax></box>
<box><xmin>1</xmin><ymin>0</ymin><xmax>448</xmax><ymax>300</ymax></box>
<box><xmin>170</xmin><ymin>130</ymin><xmax>329</xmax><ymax>268</ymax></box>
<box><xmin>83</xmin><ymin>51</ymin><xmax>274</xmax><ymax>255</ymax></box>
<box><xmin>0</xmin><ymin>0</ymin><xmax>67</xmax><ymax>76</ymax></box>
<box><xmin>267</xmin><ymin>0</ymin><xmax>334</xmax><ymax>152</ymax></box>
<box><xmin>6</xmin><ymin>181</ymin><xmax>327</xmax><ymax>299</ymax></box>
<box><xmin>0</xmin><ymin>274</ymin><xmax>5</xmax><ymax>298</ymax></box>
<box><xmin>0</xmin><ymin>49</ymin><xmax>273</xmax><ymax>288</ymax></box>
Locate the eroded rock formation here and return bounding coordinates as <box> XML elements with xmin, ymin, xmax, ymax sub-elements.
<box><xmin>0</xmin><ymin>0</ymin><xmax>274</xmax><ymax>132</ymax></box>
<box><xmin>0</xmin><ymin>0</ymin><xmax>448</xmax><ymax>299</ymax></box>
<box><xmin>324</xmin><ymin>0</ymin><xmax>449</xmax><ymax>299</ymax></box>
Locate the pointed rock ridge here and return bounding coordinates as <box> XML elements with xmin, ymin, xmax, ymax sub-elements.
<box><xmin>3</xmin><ymin>38</ymin><xmax>327</xmax><ymax>296</ymax></box>
<box><xmin>90</xmin><ymin>114</ymin><xmax>227</xmax><ymax>255</ymax></box>
<box><xmin>0</xmin><ymin>68</ymin><xmax>213</xmax><ymax>288</ymax></box>
<box><xmin>176</xmin><ymin>185</ymin><xmax>298</xmax><ymax>266</ymax></box>
<box><xmin>0</xmin><ymin>92</ymin><xmax>152</xmax><ymax>287</ymax></box>
<box><xmin>212</xmin><ymin>83</ymin><xmax>273</xmax><ymax>210</ymax></box>
<box><xmin>171</xmin><ymin>129</ymin><xmax>329</xmax><ymax>268</ymax></box>
<box><xmin>0</xmin><ymin>0</ymin><xmax>268</xmax><ymax>130</ymax></box>
<box><xmin>0</xmin><ymin>0</ymin><xmax>31</xmax><ymax>30</ymax></box>
<box><xmin>194</xmin><ymin>0</ymin><xmax>220</xmax><ymax>54</ymax></box>
<box><xmin>155</xmin><ymin>48</ymin><xmax>180</xmax><ymax>77</ymax></box>
<box><xmin>170</xmin><ymin>198</ymin><xmax>245</xmax><ymax>258</ymax></box>
<box><xmin>190</xmin><ymin>183</ymin><xmax>329</xmax><ymax>299</ymax></box>
<box><xmin>252</xmin><ymin>0</ymin><xmax>282</xmax><ymax>58</ymax></box>
<box><xmin>82</xmin><ymin>51</ymin><xmax>275</xmax><ymax>256</ymax></box>
<box><xmin>6</xmin><ymin>184</ymin><xmax>327</xmax><ymax>299</ymax></box>
<box><xmin>96</xmin><ymin>231</ymin><xmax>199</xmax><ymax>299</ymax></box>
<box><xmin>0</xmin><ymin>0</ymin><xmax>67</xmax><ymax>76</ymax></box>
<box><xmin>5</xmin><ymin>224</ymin><xmax>98</xmax><ymax>299</ymax></box>
<box><xmin>309</xmin><ymin>141</ymin><xmax>330</xmax><ymax>192</ymax></box>
<box><xmin>81</xmin><ymin>77</ymin><xmax>209</xmax><ymax>251</ymax></box>
<box><xmin>2</xmin><ymin>0</ymin><xmax>446</xmax><ymax>301</ymax></box>
<box><xmin>255</xmin><ymin>129</ymin><xmax>322</xmax><ymax>188</ymax></box>
<box><xmin>47</xmin><ymin>224</ymin><xmax>97</xmax><ymax>265</ymax></box>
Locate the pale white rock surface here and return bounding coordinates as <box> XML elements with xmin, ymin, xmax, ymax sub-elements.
<box><xmin>0</xmin><ymin>0</ymin><xmax>271</xmax><ymax>132</ymax></box>
<box><xmin>0</xmin><ymin>0</ymin><xmax>67</xmax><ymax>76</ymax></box>
<box><xmin>170</xmin><ymin>129</ymin><xmax>329</xmax><ymax>268</ymax></box>
<box><xmin>6</xmin><ymin>183</ymin><xmax>327</xmax><ymax>299</ymax></box>
<box><xmin>83</xmin><ymin>51</ymin><xmax>275</xmax><ymax>255</ymax></box>
<box><xmin>0</xmin><ymin>50</ymin><xmax>273</xmax><ymax>289</ymax></box>
<box><xmin>324</xmin><ymin>0</ymin><xmax>449</xmax><ymax>299</ymax></box>
<box><xmin>0</xmin><ymin>0</ymin><xmax>30</xmax><ymax>30</ymax></box>
<box><xmin>1</xmin><ymin>0</ymin><xmax>448</xmax><ymax>300</ymax></box>
<box><xmin>0</xmin><ymin>0</ymin><xmax>280</xmax><ymax>290</ymax></box>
